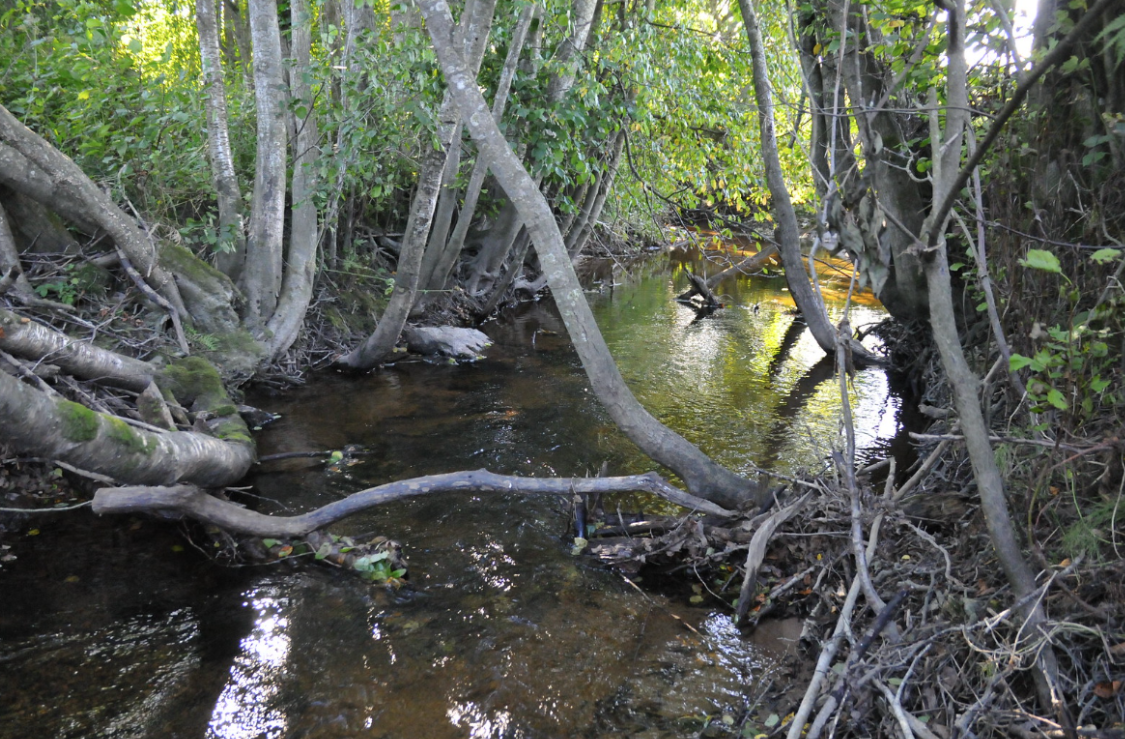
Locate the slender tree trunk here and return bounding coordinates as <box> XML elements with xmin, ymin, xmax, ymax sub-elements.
<box><xmin>736</xmin><ymin>0</ymin><xmax>857</xmax><ymax>358</ymax></box>
<box><xmin>546</xmin><ymin>0</ymin><xmax>599</xmax><ymax>101</ymax></box>
<box><xmin>0</xmin><ymin>202</ymin><xmax>37</xmax><ymax>300</ymax></box>
<box><xmin>336</xmin><ymin>0</ymin><xmax>497</xmax><ymax>369</ymax></box>
<box><xmin>418</xmin><ymin>3</ymin><xmax>537</xmax><ymax>296</ymax></box>
<box><xmin>565</xmin><ymin>126</ymin><xmax>625</xmax><ymax>257</ymax></box>
<box><xmin>418</xmin><ymin>0</ymin><xmax>759</xmax><ymax>508</ymax></box>
<box><xmin>196</xmin><ymin>0</ymin><xmax>247</xmax><ymax>279</ymax></box>
<box><xmin>241</xmin><ymin>0</ymin><xmax>288</xmax><ymax>330</ymax></box>
<box><xmin>919</xmin><ymin>0</ymin><xmax>1062</xmax><ymax>714</ymax></box>
<box><xmin>224</xmin><ymin>0</ymin><xmax>253</xmax><ymax>87</ymax></box>
<box><xmin>264</xmin><ymin>0</ymin><xmax>320</xmax><ymax>359</ymax></box>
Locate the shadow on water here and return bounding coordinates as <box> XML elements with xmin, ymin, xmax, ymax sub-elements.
<box><xmin>0</xmin><ymin>247</ymin><xmax>918</xmax><ymax>738</ymax></box>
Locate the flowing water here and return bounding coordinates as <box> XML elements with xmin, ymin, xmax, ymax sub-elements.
<box><xmin>0</xmin><ymin>247</ymin><xmax>917</xmax><ymax>738</ymax></box>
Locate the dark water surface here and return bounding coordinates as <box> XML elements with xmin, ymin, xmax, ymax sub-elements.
<box><xmin>0</xmin><ymin>249</ymin><xmax>913</xmax><ymax>738</ymax></box>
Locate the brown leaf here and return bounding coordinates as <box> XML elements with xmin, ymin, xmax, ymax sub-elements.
<box><xmin>1108</xmin><ymin>642</ymin><xmax>1125</xmax><ymax>657</ymax></box>
<box><xmin>1093</xmin><ymin>681</ymin><xmax>1121</xmax><ymax>699</ymax></box>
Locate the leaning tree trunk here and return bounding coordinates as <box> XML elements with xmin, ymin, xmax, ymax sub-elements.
<box><xmin>263</xmin><ymin>0</ymin><xmax>320</xmax><ymax>360</ymax></box>
<box><xmin>336</xmin><ymin>0</ymin><xmax>497</xmax><ymax>370</ymax></box>
<box><xmin>418</xmin><ymin>0</ymin><xmax>759</xmax><ymax>508</ymax></box>
<box><xmin>0</xmin><ymin>105</ymin><xmax>188</xmax><ymax>319</ymax></box>
<box><xmin>736</xmin><ymin>0</ymin><xmax>841</xmax><ymax>358</ymax></box>
<box><xmin>241</xmin><ymin>0</ymin><xmax>288</xmax><ymax>330</ymax></box>
<box><xmin>196</xmin><ymin>0</ymin><xmax>247</xmax><ymax>279</ymax></box>
<box><xmin>417</xmin><ymin>2</ymin><xmax>538</xmax><ymax>299</ymax></box>
<box><xmin>919</xmin><ymin>0</ymin><xmax>1064</xmax><ymax>715</ymax></box>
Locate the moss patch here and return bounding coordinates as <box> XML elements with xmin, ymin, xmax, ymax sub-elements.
<box><xmin>158</xmin><ymin>356</ymin><xmax>226</xmax><ymax>410</ymax></box>
<box><xmin>58</xmin><ymin>400</ymin><xmax>100</xmax><ymax>442</ymax></box>
<box><xmin>106</xmin><ymin>416</ymin><xmax>152</xmax><ymax>455</ymax></box>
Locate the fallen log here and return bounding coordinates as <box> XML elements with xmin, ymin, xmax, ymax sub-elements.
<box><xmin>92</xmin><ymin>469</ymin><xmax>735</xmax><ymax>537</ymax></box>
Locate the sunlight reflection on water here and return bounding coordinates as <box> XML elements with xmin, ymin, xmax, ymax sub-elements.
<box><xmin>207</xmin><ymin>590</ymin><xmax>291</xmax><ymax>739</ymax></box>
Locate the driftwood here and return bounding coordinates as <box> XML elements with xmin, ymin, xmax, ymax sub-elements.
<box><xmin>675</xmin><ymin>245</ymin><xmax>779</xmax><ymax>304</ymax></box>
<box><xmin>92</xmin><ymin>469</ymin><xmax>735</xmax><ymax>537</ymax></box>
<box><xmin>402</xmin><ymin>325</ymin><xmax>492</xmax><ymax>360</ymax></box>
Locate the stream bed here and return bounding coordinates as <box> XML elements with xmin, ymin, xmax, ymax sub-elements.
<box><xmin>0</xmin><ymin>247</ymin><xmax>916</xmax><ymax>738</ymax></box>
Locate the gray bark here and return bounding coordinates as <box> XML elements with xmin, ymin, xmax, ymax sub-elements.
<box><xmin>336</xmin><ymin>0</ymin><xmax>497</xmax><ymax>370</ymax></box>
<box><xmin>264</xmin><ymin>0</ymin><xmax>320</xmax><ymax>360</ymax></box>
<box><xmin>418</xmin><ymin>3</ymin><xmax>537</xmax><ymax>298</ymax></box>
<box><xmin>0</xmin><ymin>367</ymin><xmax>252</xmax><ymax>487</ymax></box>
<box><xmin>565</xmin><ymin>127</ymin><xmax>625</xmax><ymax>258</ymax></box>
<box><xmin>241</xmin><ymin>0</ymin><xmax>288</xmax><ymax>329</ymax></box>
<box><xmin>0</xmin><ymin>202</ymin><xmax>37</xmax><ymax>300</ymax></box>
<box><xmin>736</xmin><ymin>0</ymin><xmax>872</xmax><ymax>361</ymax></box>
<box><xmin>919</xmin><ymin>0</ymin><xmax>1062</xmax><ymax>712</ymax></box>
<box><xmin>418</xmin><ymin>0</ymin><xmax>760</xmax><ymax>508</ymax></box>
<box><xmin>92</xmin><ymin>470</ymin><xmax>731</xmax><ymax>537</ymax></box>
<box><xmin>196</xmin><ymin>0</ymin><xmax>247</xmax><ymax>279</ymax></box>
<box><xmin>0</xmin><ymin>308</ymin><xmax>155</xmax><ymax>391</ymax></box>
<box><xmin>0</xmin><ymin>105</ymin><xmax>188</xmax><ymax>318</ymax></box>
<box><xmin>545</xmin><ymin>0</ymin><xmax>598</xmax><ymax>102</ymax></box>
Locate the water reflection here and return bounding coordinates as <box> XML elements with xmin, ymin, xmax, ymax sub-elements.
<box><xmin>207</xmin><ymin>589</ymin><xmax>291</xmax><ymax>739</ymax></box>
<box><xmin>0</xmin><ymin>249</ymin><xmax>916</xmax><ymax>739</ymax></box>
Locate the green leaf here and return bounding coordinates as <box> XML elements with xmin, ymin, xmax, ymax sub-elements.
<box><xmin>315</xmin><ymin>543</ymin><xmax>332</xmax><ymax>560</ymax></box>
<box><xmin>1046</xmin><ymin>388</ymin><xmax>1068</xmax><ymax>410</ymax></box>
<box><xmin>329</xmin><ymin>450</ymin><xmax>343</xmax><ymax>463</ymax></box>
<box><xmin>764</xmin><ymin>714</ymin><xmax>780</xmax><ymax>728</ymax></box>
<box><xmin>262</xmin><ymin>538</ymin><xmax>280</xmax><ymax>548</ymax></box>
<box><xmin>1009</xmin><ymin>354</ymin><xmax>1034</xmax><ymax>371</ymax></box>
<box><xmin>1020</xmin><ymin>249</ymin><xmax>1062</xmax><ymax>274</ymax></box>
<box><xmin>1090</xmin><ymin>248</ymin><xmax>1122</xmax><ymax>264</ymax></box>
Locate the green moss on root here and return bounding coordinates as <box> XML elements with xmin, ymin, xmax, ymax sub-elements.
<box><xmin>58</xmin><ymin>400</ymin><xmax>100</xmax><ymax>442</ymax></box>
<box><xmin>106</xmin><ymin>416</ymin><xmax>152</xmax><ymax>455</ymax></box>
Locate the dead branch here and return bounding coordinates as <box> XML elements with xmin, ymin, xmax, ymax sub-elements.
<box><xmin>92</xmin><ymin>469</ymin><xmax>735</xmax><ymax>537</ymax></box>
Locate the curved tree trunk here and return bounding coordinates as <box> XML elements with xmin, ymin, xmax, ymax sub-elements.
<box><xmin>241</xmin><ymin>0</ymin><xmax>288</xmax><ymax>330</ymax></box>
<box><xmin>196</xmin><ymin>0</ymin><xmax>247</xmax><ymax>279</ymax></box>
<box><xmin>264</xmin><ymin>0</ymin><xmax>320</xmax><ymax>360</ymax></box>
<box><xmin>93</xmin><ymin>470</ymin><xmax>731</xmax><ymax>537</ymax></box>
<box><xmin>736</xmin><ymin>0</ymin><xmax>840</xmax><ymax>357</ymax></box>
<box><xmin>336</xmin><ymin>0</ymin><xmax>497</xmax><ymax>370</ymax></box>
<box><xmin>418</xmin><ymin>0</ymin><xmax>760</xmax><ymax>508</ymax></box>
<box><xmin>0</xmin><ymin>105</ymin><xmax>188</xmax><ymax>319</ymax></box>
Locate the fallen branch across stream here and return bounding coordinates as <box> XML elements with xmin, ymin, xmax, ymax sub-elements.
<box><xmin>92</xmin><ymin>469</ymin><xmax>735</xmax><ymax>537</ymax></box>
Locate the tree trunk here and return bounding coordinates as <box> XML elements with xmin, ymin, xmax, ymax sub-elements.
<box><xmin>92</xmin><ymin>469</ymin><xmax>731</xmax><ymax>537</ymax></box>
<box><xmin>545</xmin><ymin>0</ymin><xmax>599</xmax><ymax>102</ymax></box>
<box><xmin>418</xmin><ymin>0</ymin><xmax>760</xmax><ymax>508</ymax></box>
<box><xmin>417</xmin><ymin>2</ymin><xmax>537</xmax><ymax>298</ymax></box>
<box><xmin>565</xmin><ymin>126</ymin><xmax>625</xmax><ymax>258</ymax></box>
<box><xmin>735</xmin><ymin>0</ymin><xmax>845</xmax><ymax>358</ymax></box>
<box><xmin>336</xmin><ymin>0</ymin><xmax>497</xmax><ymax>369</ymax></box>
<box><xmin>196</xmin><ymin>0</ymin><xmax>247</xmax><ymax>279</ymax></box>
<box><xmin>224</xmin><ymin>0</ymin><xmax>253</xmax><ymax>87</ymax></box>
<box><xmin>0</xmin><ymin>364</ymin><xmax>252</xmax><ymax>487</ymax></box>
<box><xmin>0</xmin><ymin>202</ymin><xmax>37</xmax><ymax>301</ymax></box>
<box><xmin>264</xmin><ymin>0</ymin><xmax>320</xmax><ymax>360</ymax></box>
<box><xmin>0</xmin><ymin>308</ymin><xmax>155</xmax><ymax>390</ymax></box>
<box><xmin>0</xmin><ymin>105</ymin><xmax>188</xmax><ymax>319</ymax></box>
<box><xmin>241</xmin><ymin>0</ymin><xmax>288</xmax><ymax>329</ymax></box>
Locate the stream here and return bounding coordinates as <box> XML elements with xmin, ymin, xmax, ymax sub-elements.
<box><xmin>0</xmin><ymin>246</ymin><xmax>917</xmax><ymax>738</ymax></box>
